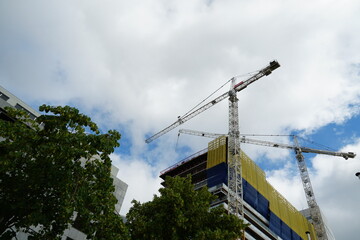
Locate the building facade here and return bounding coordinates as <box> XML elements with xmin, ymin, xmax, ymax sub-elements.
<box><xmin>160</xmin><ymin>136</ymin><xmax>317</xmax><ymax>240</ymax></box>
<box><xmin>0</xmin><ymin>85</ymin><xmax>128</xmax><ymax>240</ymax></box>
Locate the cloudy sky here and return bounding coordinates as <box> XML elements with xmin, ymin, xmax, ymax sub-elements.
<box><xmin>1</xmin><ymin>0</ymin><xmax>360</xmax><ymax>238</ymax></box>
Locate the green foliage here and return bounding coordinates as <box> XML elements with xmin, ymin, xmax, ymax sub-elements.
<box><xmin>126</xmin><ymin>176</ymin><xmax>248</xmax><ymax>240</ymax></box>
<box><xmin>0</xmin><ymin>105</ymin><xmax>126</xmax><ymax>239</ymax></box>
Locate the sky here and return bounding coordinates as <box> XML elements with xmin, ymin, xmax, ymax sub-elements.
<box><xmin>1</xmin><ymin>0</ymin><xmax>360</xmax><ymax>239</ymax></box>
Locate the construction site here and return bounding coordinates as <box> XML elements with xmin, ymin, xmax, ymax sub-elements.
<box><xmin>161</xmin><ymin>136</ymin><xmax>316</xmax><ymax>240</ymax></box>
<box><xmin>146</xmin><ymin>61</ymin><xmax>356</xmax><ymax>240</ymax></box>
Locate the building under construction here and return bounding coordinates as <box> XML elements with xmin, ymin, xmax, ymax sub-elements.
<box><xmin>160</xmin><ymin>136</ymin><xmax>318</xmax><ymax>240</ymax></box>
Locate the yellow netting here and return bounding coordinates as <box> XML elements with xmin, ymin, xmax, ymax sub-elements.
<box><xmin>206</xmin><ymin>137</ymin><xmax>318</xmax><ymax>239</ymax></box>
<box><xmin>308</xmin><ymin>221</ymin><xmax>317</xmax><ymax>240</ymax></box>
<box><xmin>240</xmin><ymin>151</ymin><xmax>267</xmax><ymax>197</ymax></box>
<box><xmin>207</xmin><ymin>136</ymin><xmax>227</xmax><ymax>169</ymax></box>
<box><xmin>266</xmin><ymin>182</ymin><xmax>318</xmax><ymax>239</ymax></box>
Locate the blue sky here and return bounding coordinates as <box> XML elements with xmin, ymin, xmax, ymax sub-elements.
<box><xmin>1</xmin><ymin>1</ymin><xmax>360</xmax><ymax>239</ymax></box>
<box><xmin>304</xmin><ymin>114</ymin><xmax>360</xmax><ymax>148</ymax></box>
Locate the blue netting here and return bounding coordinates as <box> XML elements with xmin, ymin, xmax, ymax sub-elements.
<box><xmin>269</xmin><ymin>212</ymin><xmax>282</xmax><ymax>236</ymax></box>
<box><xmin>291</xmin><ymin>230</ymin><xmax>302</xmax><ymax>240</ymax></box>
<box><xmin>243</xmin><ymin>180</ymin><xmax>258</xmax><ymax>209</ymax></box>
<box><xmin>207</xmin><ymin>166</ymin><xmax>303</xmax><ymax>240</ymax></box>
<box><xmin>207</xmin><ymin>162</ymin><xmax>227</xmax><ymax>187</ymax></box>
<box><xmin>281</xmin><ymin>223</ymin><xmax>292</xmax><ymax>240</ymax></box>
<box><xmin>257</xmin><ymin>193</ymin><xmax>269</xmax><ymax>218</ymax></box>
<box><xmin>243</xmin><ymin>180</ymin><xmax>269</xmax><ymax>218</ymax></box>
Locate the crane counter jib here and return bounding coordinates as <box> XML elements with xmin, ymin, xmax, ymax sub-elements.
<box><xmin>145</xmin><ymin>60</ymin><xmax>280</xmax><ymax>144</ymax></box>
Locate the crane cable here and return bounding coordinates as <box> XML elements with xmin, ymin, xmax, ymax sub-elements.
<box><xmin>175</xmin><ymin>132</ymin><xmax>180</xmax><ymax>150</ymax></box>
<box><xmin>296</xmin><ymin>136</ymin><xmax>336</xmax><ymax>151</ymax></box>
<box><xmin>241</xmin><ymin>135</ymin><xmax>337</xmax><ymax>152</ymax></box>
<box><xmin>240</xmin><ymin>133</ymin><xmax>293</xmax><ymax>137</ymax></box>
<box><xmin>177</xmin><ymin>132</ymin><xmax>336</xmax><ymax>152</ymax></box>
<box><xmin>180</xmin><ymin>71</ymin><xmax>260</xmax><ymax>119</ymax></box>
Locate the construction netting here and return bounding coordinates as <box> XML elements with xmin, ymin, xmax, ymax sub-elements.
<box><xmin>240</xmin><ymin>151</ymin><xmax>317</xmax><ymax>240</ymax></box>
<box><xmin>207</xmin><ymin>136</ymin><xmax>227</xmax><ymax>169</ymax></box>
<box><xmin>207</xmin><ymin>162</ymin><xmax>227</xmax><ymax>188</ymax></box>
<box><xmin>207</xmin><ymin>137</ymin><xmax>317</xmax><ymax>240</ymax></box>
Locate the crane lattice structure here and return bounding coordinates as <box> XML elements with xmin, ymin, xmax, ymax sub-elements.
<box><xmin>178</xmin><ymin>128</ymin><xmax>356</xmax><ymax>240</ymax></box>
<box><xmin>146</xmin><ymin>61</ymin><xmax>280</xmax><ymax>218</ymax></box>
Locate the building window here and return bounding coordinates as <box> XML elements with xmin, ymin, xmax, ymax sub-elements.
<box><xmin>0</xmin><ymin>108</ymin><xmax>14</xmax><ymax>122</ymax></box>
<box><xmin>0</xmin><ymin>91</ymin><xmax>9</xmax><ymax>101</ymax></box>
<box><xmin>15</xmin><ymin>103</ymin><xmax>37</xmax><ymax>120</ymax></box>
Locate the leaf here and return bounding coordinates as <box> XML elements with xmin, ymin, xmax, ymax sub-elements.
<box><xmin>126</xmin><ymin>176</ymin><xmax>247</xmax><ymax>240</ymax></box>
<box><xmin>0</xmin><ymin>105</ymin><xmax>125</xmax><ymax>239</ymax></box>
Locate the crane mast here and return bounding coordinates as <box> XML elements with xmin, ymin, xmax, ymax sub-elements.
<box><xmin>146</xmin><ymin>61</ymin><xmax>280</xmax><ymax>219</ymax></box>
<box><xmin>293</xmin><ymin>136</ymin><xmax>327</xmax><ymax>240</ymax></box>
<box><xmin>227</xmin><ymin>79</ymin><xmax>243</xmax><ymax>217</ymax></box>
<box><xmin>179</xmin><ymin>129</ymin><xmax>356</xmax><ymax>239</ymax></box>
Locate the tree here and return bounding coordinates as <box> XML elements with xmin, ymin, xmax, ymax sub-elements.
<box><xmin>126</xmin><ymin>176</ymin><xmax>248</xmax><ymax>240</ymax></box>
<box><xmin>0</xmin><ymin>105</ymin><xmax>127</xmax><ymax>239</ymax></box>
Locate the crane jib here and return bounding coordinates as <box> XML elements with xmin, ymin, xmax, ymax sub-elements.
<box><xmin>145</xmin><ymin>60</ymin><xmax>280</xmax><ymax>144</ymax></box>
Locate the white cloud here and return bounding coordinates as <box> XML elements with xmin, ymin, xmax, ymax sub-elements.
<box><xmin>110</xmin><ymin>153</ymin><xmax>163</xmax><ymax>215</ymax></box>
<box><xmin>311</xmin><ymin>140</ymin><xmax>360</xmax><ymax>239</ymax></box>
<box><xmin>266</xmin><ymin>139</ymin><xmax>360</xmax><ymax>239</ymax></box>
<box><xmin>1</xmin><ymin>0</ymin><xmax>360</xmax><ymax>238</ymax></box>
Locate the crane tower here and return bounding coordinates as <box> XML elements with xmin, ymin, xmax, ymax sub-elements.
<box><xmin>146</xmin><ymin>61</ymin><xmax>280</xmax><ymax>218</ymax></box>
<box><xmin>178</xmin><ymin>129</ymin><xmax>356</xmax><ymax>240</ymax></box>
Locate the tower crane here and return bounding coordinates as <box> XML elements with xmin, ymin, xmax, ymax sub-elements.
<box><xmin>146</xmin><ymin>61</ymin><xmax>280</xmax><ymax>218</ymax></box>
<box><xmin>178</xmin><ymin>128</ymin><xmax>356</xmax><ymax>240</ymax></box>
